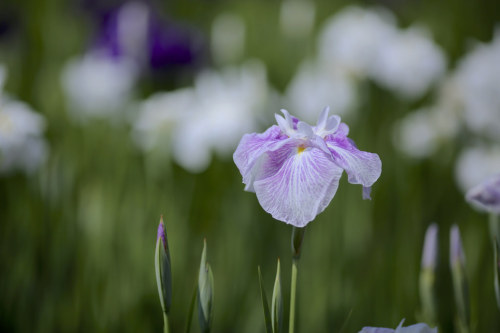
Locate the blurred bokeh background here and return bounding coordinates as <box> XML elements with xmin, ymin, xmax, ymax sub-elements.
<box><xmin>1</xmin><ymin>0</ymin><xmax>500</xmax><ymax>332</ymax></box>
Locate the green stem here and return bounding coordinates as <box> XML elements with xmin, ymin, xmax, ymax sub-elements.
<box><xmin>163</xmin><ymin>312</ymin><xmax>169</xmax><ymax>333</ymax></box>
<box><xmin>289</xmin><ymin>258</ymin><xmax>298</xmax><ymax>333</ymax></box>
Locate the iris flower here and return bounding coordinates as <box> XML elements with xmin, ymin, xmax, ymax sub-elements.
<box><xmin>233</xmin><ymin>107</ymin><xmax>381</xmax><ymax>227</ymax></box>
<box><xmin>465</xmin><ymin>174</ymin><xmax>500</xmax><ymax>214</ymax></box>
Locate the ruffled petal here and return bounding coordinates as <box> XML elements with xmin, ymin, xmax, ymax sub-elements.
<box><xmin>233</xmin><ymin>125</ymin><xmax>289</xmax><ymax>191</ymax></box>
<box><xmin>253</xmin><ymin>146</ymin><xmax>344</xmax><ymax>227</ymax></box>
<box><xmin>327</xmin><ymin>136</ymin><xmax>381</xmax><ymax>187</ymax></box>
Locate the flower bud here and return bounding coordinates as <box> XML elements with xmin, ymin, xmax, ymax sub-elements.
<box><xmin>198</xmin><ymin>239</ymin><xmax>214</xmax><ymax>333</ymax></box>
<box><xmin>155</xmin><ymin>216</ymin><xmax>172</xmax><ymax>315</ymax></box>
<box><xmin>419</xmin><ymin>223</ymin><xmax>438</xmax><ymax>324</ymax></box>
<box><xmin>449</xmin><ymin>224</ymin><xmax>470</xmax><ymax>331</ymax></box>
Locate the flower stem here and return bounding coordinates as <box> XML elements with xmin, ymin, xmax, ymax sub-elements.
<box><xmin>289</xmin><ymin>258</ymin><xmax>298</xmax><ymax>333</ymax></box>
<box><xmin>163</xmin><ymin>312</ymin><xmax>170</xmax><ymax>333</ymax></box>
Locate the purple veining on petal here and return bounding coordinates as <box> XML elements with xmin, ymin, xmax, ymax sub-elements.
<box><xmin>253</xmin><ymin>147</ymin><xmax>343</xmax><ymax>227</ymax></box>
<box><xmin>233</xmin><ymin>125</ymin><xmax>287</xmax><ymax>190</ymax></box>
<box><xmin>465</xmin><ymin>174</ymin><xmax>500</xmax><ymax>214</ymax></box>
<box><xmin>421</xmin><ymin>223</ymin><xmax>438</xmax><ymax>270</ymax></box>
<box><xmin>326</xmin><ymin>134</ymin><xmax>382</xmax><ymax>187</ymax></box>
<box><xmin>233</xmin><ymin>106</ymin><xmax>381</xmax><ymax>226</ymax></box>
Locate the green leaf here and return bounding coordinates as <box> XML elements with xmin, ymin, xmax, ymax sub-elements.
<box><xmin>198</xmin><ymin>239</ymin><xmax>214</xmax><ymax>333</ymax></box>
<box><xmin>271</xmin><ymin>259</ymin><xmax>283</xmax><ymax>333</ymax></box>
<box><xmin>258</xmin><ymin>266</ymin><xmax>273</xmax><ymax>333</ymax></box>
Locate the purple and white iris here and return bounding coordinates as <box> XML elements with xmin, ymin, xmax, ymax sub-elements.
<box><xmin>233</xmin><ymin>107</ymin><xmax>381</xmax><ymax>227</ymax></box>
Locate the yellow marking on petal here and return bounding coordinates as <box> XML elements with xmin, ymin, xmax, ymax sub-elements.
<box><xmin>297</xmin><ymin>146</ymin><xmax>306</xmax><ymax>154</ymax></box>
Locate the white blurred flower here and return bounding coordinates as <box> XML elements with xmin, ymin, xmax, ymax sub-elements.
<box><xmin>0</xmin><ymin>97</ymin><xmax>48</xmax><ymax>174</ymax></box>
<box><xmin>360</xmin><ymin>319</ymin><xmax>437</xmax><ymax>333</ymax></box>
<box><xmin>453</xmin><ymin>30</ymin><xmax>500</xmax><ymax>139</ymax></box>
<box><xmin>455</xmin><ymin>145</ymin><xmax>500</xmax><ymax>193</ymax></box>
<box><xmin>61</xmin><ymin>51</ymin><xmax>138</xmax><ymax>121</ymax></box>
<box><xmin>211</xmin><ymin>13</ymin><xmax>246</xmax><ymax>65</ymax></box>
<box><xmin>132</xmin><ymin>61</ymin><xmax>270</xmax><ymax>173</ymax></box>
<box><xmin>318</xmin><ymin>6</ymin><xmax>396</xmax><ymax>78</ymax></box>
<box><xmin>173</xmin><ymin>61</ymin><xmax>269</xmax><ymax>172</ymax></box>
<box><xmin>394</xmin><ymin>106</ymin><xmax>459</xmax><ymax>158</ymax></box>
<box><xmin>0</xmin><ymin>65</ymin><xmax>6</xmax><ymax>93</ymax></box>
<box><xmin>285</xmin><ymin>60</ymin><xmax>357</xmax><ymax>124</ymax></box>
<box><xmin>371</xmin><ymin>26</ymin><xmax>446</xmax><ymax>99</ymax></box>
<box><xmin>279</xmin><ymin>0</ymin><xmax>316</xmax><ymax>39</ymax></box>
<box><xmin>132</xmin><ymin>88</ymin><xmax>195</xmax><ymax>151</ymax></box>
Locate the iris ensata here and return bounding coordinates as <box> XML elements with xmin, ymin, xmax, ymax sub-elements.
<box><xmin>233</xmin><ymin>107</ymin><xmax>381</xmax><ymax>227</ymax></box>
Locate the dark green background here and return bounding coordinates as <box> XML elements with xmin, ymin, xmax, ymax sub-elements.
<box><xmin>1</xmin><ymin>0</ymin><xmax>499</xmax><ymax>332</ymax></box>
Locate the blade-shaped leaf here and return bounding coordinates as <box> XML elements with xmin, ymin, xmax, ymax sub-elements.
<box><xmin>258</xmin><ymin>266</ymin><xmax>273</xmax><ymax>333</ymax></box>
<box><xmin>271</xmin><ymin>259</ymin><xmax>283</xmax><ymax>333</ymax></box>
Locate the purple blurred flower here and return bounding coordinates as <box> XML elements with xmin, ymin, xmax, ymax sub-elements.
<box><xmin>233</xmin><ymin>107</ymin><xmax>381</xmax><ymax>227</ymax></box>
<box><xmin>92</xmin><ymin>1</ymin><xmax>204</xmax><ymax>73</ymax></box>
<box><xmin>360</xmin><ymin>319</ymin><xmax>437</xmax><ymax>333</ymax></box>
<box><xmin>466</xmin><ymin>174</ymin><xmax>500</xmax><ymax>214</ymax></box>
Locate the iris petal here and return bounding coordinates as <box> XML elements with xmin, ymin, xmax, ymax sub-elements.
<box><xmin>327</xmin><ymin>136</ymin><xmax>381</xmax><ymax>187</ymax></box>
<box><xmin>233</xmin><ymin>125</ymin><xmax>288</xmax><ymax>191</ymax></box>
<box><xmin>253</xmin><ymin>147</ymin><xmax>343</xmax><ymax>227</ymax></box>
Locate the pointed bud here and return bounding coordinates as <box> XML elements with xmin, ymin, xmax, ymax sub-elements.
<box><xmin>271</xmin><ymin>259</ymin><xmax>283</xmax><ymax>333</ymax></box>
<box><xmin>422</xmin><ymin>224</ymin><xmax>439</xmax><ymax>270</ymax></box>
<box><xmin>291</xmin><ymin>227</ymin><xmax>306</xmax><ymax>259</ymax></box>
<box><xmin>198</xmin><ymin>239</ymin><xmax>214</xmax><ymax>333</ymax></box>
<box><xmin>419</xmin><ymin>224</ymin><xmax>438</xmax><ymax>324</ymax></box>
<box><xmin>155</xmin><ymin>216</ymin><xmax>172</xmax><ymax>315</ymax></box>
<box><xmin>449</xmin><ymin>224</ymin><xmax>470</xmax><ymax>330</ymax></box>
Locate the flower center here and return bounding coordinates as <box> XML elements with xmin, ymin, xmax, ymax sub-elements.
<box><xmin>297</xmin><ymin>146</ymin><xmax>306</xmax><ymax>154</ymax></box>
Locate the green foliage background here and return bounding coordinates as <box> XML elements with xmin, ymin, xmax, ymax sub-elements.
<box><xmin>1</xmin><ymin>0</ymin><xmax>499</xmax><ymax>332</ymax></box>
